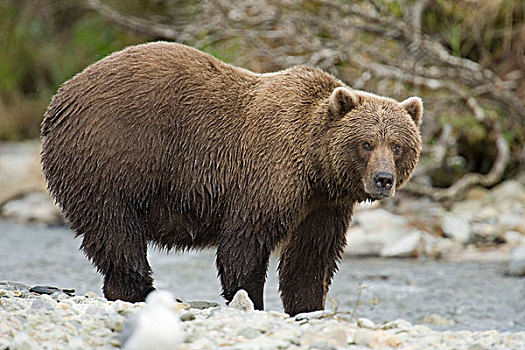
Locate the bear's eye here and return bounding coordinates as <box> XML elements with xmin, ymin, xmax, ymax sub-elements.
<box><xmin>362</xmin><ymin>142</ymin><xmax>373</xmax><ymax>151</ymax></box>
<box><xmin>392</xmin><ymin>144</ymin><xmax>401</xmax><ymax>154</ymax></box>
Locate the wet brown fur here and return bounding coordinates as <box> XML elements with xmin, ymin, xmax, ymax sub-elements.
<box><xmin>41</xmin><ymin>42</ymin><xmax>422</xmax><ymax>315</ymax></box>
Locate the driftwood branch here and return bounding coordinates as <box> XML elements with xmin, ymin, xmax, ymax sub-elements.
<box><xmin>85</xmin><ymin>0</ymin><xmax>181</xmax><ymax>40</ymax></box>
<box><xmin>403</xmin><ymin>120</ymin><xmax>510</xmax><ymax>200</ymax></box>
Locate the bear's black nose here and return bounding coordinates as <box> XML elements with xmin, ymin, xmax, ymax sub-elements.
<box><xmin>374</xmin><ymin>172</ymin><xmax>394</xmax><ymax>190</ymax></box>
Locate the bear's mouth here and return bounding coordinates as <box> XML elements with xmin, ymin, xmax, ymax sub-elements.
<box><xmin>363</xmin><ymin>181</ymin><xmax>396</xmax><ymax>200</ymax></box>
<box><xmin>368</xmin><ymin>190</ymin><xmax>393</xmax><ymax>200</ymax></box>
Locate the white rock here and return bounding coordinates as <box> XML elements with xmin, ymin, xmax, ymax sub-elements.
<box><xmin>345</xmin><ymin>227</ymin><xmax>389</xmax><ymax>256</ymax></box>
<box><xmin>0</xmin><ymin>141</ymin><xmax>46</xmax><ymax>205</ymax></box>
<box><xmin>380</xmin><ymin>231</ymin><xmax>423</xmax><ymax>258</ymax></box>
<box><xmin>12</xmin><ymin>333</ymin><xmax>39</xmax><ymax>350</ymax></box>
<box><xmin>301</xmin><ymin>326</ymin><xmax>348</xmax><ymax>347</ymax></box>
<box><xmin>357</xmin><ymin>317</ymin><xmax>377</xmax><ymax>329</ymax></box>
<box><xmin>228</xmin><ymin>290</ymin><xmax>254</xmax><ymax>312</ymax></box>
<box><xmin>294</xmin><ymin>310</ymin><xmax>332</xmax><ymax>321</ymax></box>
<box><xmin>441</xmin><ymin>213</ymin><xmax>471</xmax><ymax>243</ymax></box>
<box><xmin>489</xmin><ymin>180</ymin><xmax>525</xmax><ymax>203</ymax></box>
<box><xmin>450</xmin><ymin>200</ymin><xmax>481</xmax><ymax>222</ymax></box>
<box><xmin>352</xmin><ymin>208</ymin><xmax>408</xmax><ymax>230</ymax></box>
<box><xmin>503</xmin><ymin>231</ymin><xmax>524</xmax><ymax>246</ymax></box>
<box><xmin>498</xmin><ymin>212</ymin><xmax>525</xmax><ymax>235</ymax></box>
<box><xmin>345</xmin><ymin>209</ymin><xmax>410</xmax><ymax>256</ymax></box>
<box><xmin>379</xmin><ymin>319</ymin><xmax>413</xmax><ymax>331</ymax></box>
<box><xmin>504</xmin><ymin>243</ymin><xmax>525</xmax><ymax>276</ymax></box>
<box><xmin>353</xmin><ymin>328</ymin><xmax>376</xmax><ymax>346</ymax></box>
<box><xmin>1</xmin><ymin>192</ymin><xmax>61</xmax><ymax>224</ymax></box>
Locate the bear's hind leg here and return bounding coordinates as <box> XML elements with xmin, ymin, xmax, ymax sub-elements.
<box><xmin>79</xmin><ymin>221</ymin><xmax>154</xmax><ymax>302</ymax></box>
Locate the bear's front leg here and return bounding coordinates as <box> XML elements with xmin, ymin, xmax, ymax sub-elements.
<box><xmin>278</xmin><ymin>205</ymin><xmax>351</xmax><ymax>316</ymax></box>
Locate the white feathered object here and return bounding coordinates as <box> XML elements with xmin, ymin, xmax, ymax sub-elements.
<box><xmin>120</xmin><ymin>290</ymin><xmax>185</xmax><ymax>350</ymax></box>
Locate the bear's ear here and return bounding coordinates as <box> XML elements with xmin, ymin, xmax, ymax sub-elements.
<box><xmin>400</xmin><ymin>97</ymin><xmax>423</xmax><ymax>127</ymax></box>
<box><xmin>328</xmin><ymin>87</ymin><xmax>359</xmax><ymax>118</ymax></box>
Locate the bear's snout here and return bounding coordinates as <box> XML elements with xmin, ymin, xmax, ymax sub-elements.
<box><xmin>373</xmin><ymin>171</ymin><xmax>394</xmax><ymax>191</ymax></box>
<box><xmin>365</xmin><ymin>171</ymin><xmax>395</xmax><ymax>199</ymax></box>
<box><xmin>363</xmin><ymin>147</ymin><xmax>396</xmax><ymax>200</ymax></box>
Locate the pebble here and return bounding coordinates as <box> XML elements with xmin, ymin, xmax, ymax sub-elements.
<box><xmin>1</xmin><ymin>283</ymin><xmax>524</xmax><ymax>349</ymax></box>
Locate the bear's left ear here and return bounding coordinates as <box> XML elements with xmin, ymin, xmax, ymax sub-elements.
<box><xmin>328</xmin><ymin>87</ymin><xmax>359</xmax><ymax>119</ymax></box>
<box><xmin>400</xmin><ymin>97</ymin><xmax>423</xmax><ymax>127</ymax></box>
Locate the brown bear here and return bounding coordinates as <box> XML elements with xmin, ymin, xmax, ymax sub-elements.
<box><xmin>41</xmin><ymin>42</ymin><xmax>422</xmax><ymax>316</ymax></box>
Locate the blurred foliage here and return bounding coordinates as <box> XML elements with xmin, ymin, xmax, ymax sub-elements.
<box><xmin>0</xmin><ymin>0</ymin><xmax>523</xmax><ymax>185</ymax></box>
<box><xmin>0</xmin><ymin>0</ymin><xmax>146</xmax><ymax>140</ymax></box>
<box><xmin>423</xmin><ymin>0</ymin><xmax>524</xmax><ymax>73</ymax></box>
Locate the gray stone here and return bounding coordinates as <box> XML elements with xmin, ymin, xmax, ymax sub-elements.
<box><xmin>51</xmin><ymin>292</ymin><xmax>71</xmax><ymax>302</ymax></box>
<box><xmin>186</xmin><ymin>300</ymin><xmax>220</xmax><ymax>309</ymax></box>
<box><xmin>504</xmin><ymin>243</ymin><xmax>525</xmax><ymax>276</ymax></box>
<box><xmin>238</xmin><ymin>327</ymin><xmax>261</xmax><ymax>339</ymax></box>
<box><xmin>65</xmin><ymin>338</ymin><xmax>87</xmax><ymax>350</ymax></box>
<box><xmin>0</xmin><ymin>281</ymin><xmax>30</xmax><ymax>292</ymax></box>
<box><xmin>31</xmin><ymin>294</ymin><xmax>56</xmax><ymax>311</ymax></box>
<box><xmin>441</xmin><ymin>213</ymin><xmax>471</xmax><ymax>243</ymax></box>
<box><xmin>352</xmin><ymin>208</ymin><xmax>408</xmax><ymax>230</ymax></box>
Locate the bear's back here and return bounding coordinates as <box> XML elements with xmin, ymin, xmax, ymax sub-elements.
<box><xmin>41</xmin><ymin>43</ymin><xmax>260</xmax><ymax>232</ymax></box>
<box><xmin>42</xmin><ymin>42</ymin><xmax>256</xmax><ymax>137</ymax></box>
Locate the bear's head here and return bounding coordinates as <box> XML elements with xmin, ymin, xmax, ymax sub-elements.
<box><xmin>324</xmin><ymin>87</ymin><xmax>422</xmax><ymax>202</ymax></box>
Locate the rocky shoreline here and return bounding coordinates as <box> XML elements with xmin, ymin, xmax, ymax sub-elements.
<box><xmin>1</xmin><ymin>282</ymin><xmax>524</xmax><ymax>350</ymax></box>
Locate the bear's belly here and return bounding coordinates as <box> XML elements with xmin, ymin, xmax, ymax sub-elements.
<box><xmin>147</xmin><ymin>201</ymin><xmax>221</xmax><ymax>250</ymax></box>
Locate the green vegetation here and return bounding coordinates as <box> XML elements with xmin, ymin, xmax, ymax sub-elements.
<box><xmin>0</xmin><ymin>0</ymin><xmax>145</xmax><ymax>140</ymax></box>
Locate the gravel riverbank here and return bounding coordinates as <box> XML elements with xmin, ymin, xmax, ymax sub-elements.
<box><xmin>1</xmin><ymin>282</ymin><xmax>524</xmax><ymax>350</ymax></box>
